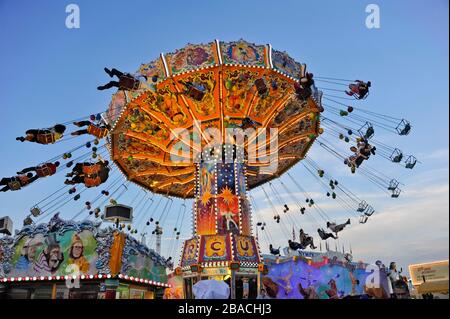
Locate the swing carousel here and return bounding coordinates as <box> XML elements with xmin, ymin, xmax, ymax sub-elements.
<box><xmin>0</xmin><ymin>40</ymin><xmax>417</xmax><ymax>299</ymax></box>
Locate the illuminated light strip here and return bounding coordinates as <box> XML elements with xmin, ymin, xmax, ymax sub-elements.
<box><xmin>214</xmin><ymin>163</ymin><xmax>219</xmax><ymax>234</ymax></box>
<box><xmin>160</xmin><ymin>53</ymin><xmax>170</xmax><ymax>77</ymax></box>
<box><xmin>0</xmin><ymin>274</ymin><xmax>116</xmax><ymax>282</ymax></box>
<box><xmin>157</xmin><ymin>176</ymin><xmax>195</xmax><ymax>190</ymax></box>
<box><xmin>116</xmin><ymin>274</ymin><xmax>170</xmax><ymax>288</ymax></box>
<box><xmin>215</xmin><ymin>39</ymin><xmax>223</xmax><ymax>65</ymax></box>
<box><xmin>193</xmin><ymin>164</ymin><xmax>199</xmax><ymax>235</ymax></box>
<box><xmin>235</xmin><ymin>162</ymin><xmax>243</xmax><ymax>234</ymax></box>
<box><xmin>268</xmin><ymin>44</ymin><xmax>273</xmax><ymax>69</ymax></box>
<box><xmin>134</xmin><ymin>167</ymin><xmax>195</xmax><ymax>178</ymax></box>
<box><xmin>230</xmin><ymin>233</ymin><xmax>235</xmax><ymax>261</ymax></box>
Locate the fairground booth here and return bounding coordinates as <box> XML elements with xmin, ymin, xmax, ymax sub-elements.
<box><xmin>0</xmin><ymin>214</ymin><xmax>170</xmax><ymax>299</ymax></box>
<box><xmin>164</xmin><ymin>249</ymin><xmax>394</xmax><ymax>299</ymax></box>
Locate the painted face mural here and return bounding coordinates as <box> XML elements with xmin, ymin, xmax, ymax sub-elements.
<box><xmin>1</xmin><ymin>215</ymin><xmax>169</xmax><ymax>285</ymax></box>
<box><xmin>5</xmin><ymin>217</ymin><xmax>100</xmax><ymax>277</ymax></box>
<box><xmin>67</xmin><ymin>233</ymin><xmax>91</xmax><ymax>274</ymax></box>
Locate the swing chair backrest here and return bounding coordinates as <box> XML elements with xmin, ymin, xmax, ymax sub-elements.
<box><xmin>119</xmin><ymin>74</ymin><xmax>140</xmax><ymax>90</ymax></box>
<box><xmin>388</xmin><ymin>179</ymin><xmax>399</xmax><ymax>191</ymax></box>
<box><xmin>364</xmin><ymin>206</ymin><xmax>375</xmax><ymax>216</ymax></box>
<box><xmin>359</xmin><ymin>215</ymin><xmax>368</xmax><ymax>224</ymax></box>
<box><xmin>82</xmin><ymin>164</ymin><xmax>101</xmax><ymax>175</ymax></box>
<box><xmin>84</xmin><ymin>175</ymin><xmax>102</xmax><ymax>188</ymax></box>
<box><xmin>391</xmin><ymin>188</ymin><xmax>401</xmax><ymax>198</ymax></box>
<box><xmin>7</xmin><ymin>180</ymin><xmax>22</xmax><ymax>191</ymax></box>
<box><xmin>357</xmin><ymin>201</ymin><xmax>368</xmax><ymax>212</ymax></box>
<box><xmin>390</xmin><ymin>149</ymin><xmax>403</xmax><ymax>162</ymax></box>
<box><xmin>405</xmin><ymin>156</ymin><xmax>417</xmax><ymax>169</ymax></box>
<box><xmin>36</xmin><ymin>165</ymin><xmax>53</xmax><ymax>177</ymax></box>
<box><xmin>87</xmin><ymin>125</ymin><xmax>109</xmax><ymax>139</ymax></box>
<box><xmin>396</xmin><ymin>120</ymin><xmax>411</xmax><ymax>136</ymax></box>
<box><xmin>37</xmin><ymin>132</ymin><xmax>57</xmax><ymax>144</ymax></box>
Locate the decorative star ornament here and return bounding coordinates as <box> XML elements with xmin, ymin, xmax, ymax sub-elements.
<box><xmin>201</xmin><ymin>190</ymin><xmax>213</xmax><ymax>205</ymax></box>
<box><xmin>219</xmin><ymin>186</ymin><xmax>235</xmax><ymax>204</ymax></box>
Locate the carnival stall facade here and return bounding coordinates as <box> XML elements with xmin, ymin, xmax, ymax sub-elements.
<box><xmin>0</xmin><ymin>214</ymin><xmax>169</xmax><ymax>299</ymax></box>
<box><xmin>262</xmin><ymin>254</ymin><xmax>391</xmax><ymax>299</ymax></box>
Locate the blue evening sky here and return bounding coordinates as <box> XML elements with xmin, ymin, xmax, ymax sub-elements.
<box><xmin>0</xmin><ymin>0</ymin><xmax>448</xmax><ymax>271</ymax></box>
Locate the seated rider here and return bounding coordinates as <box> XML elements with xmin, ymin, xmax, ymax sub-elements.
<box><xmin>16</xmin><ymin>124</ymin><xmax>66</xmax><ymax>144</ymax></box>
<box><xmin>345</xmin><ymin>138</ymin><xmax>376</xmax><ymax>170</ymax></box>
<box><xmin>299</xmin><ymin>229</ymin><xmax>317</xmax><ymax>249</ymax></box>
<box><xmin>318</xmin><ymin>228</ymin><xmax>338</xmax><ymax>240</ymax></box>
<box><xmin>17</xmin><ymin>162</ymin><xmax>60</xmax><ymax>179</ymax></box>
<box><xmin>288</xmin><ymin>239</ymin><xmax>302</xmax><ymax>251</ymax></box>
<box><xmin>179</xmin><ymin>80</ymin><xmax>207</xmax><ymax>101</ymax></box>
<box><xmin>269</xmin><ymin>244</ymin><xmax>281</xmax><ymax>256</ymax></box>
<box><xmin>294</xmin><ymin>72</ymin><xmax>314</xmax><ymax>101</ymax></box>
<box><xmin>65</xmin><ymin>160</ymin><xmax>110</xmax><ymax>188</ymax></box>
<box><xmin>327</xmin><ymin>218</ymin><xmax>351</xmax><ymax>235</ymax></box>
<box><xmin>399</xmin><ymin>123</ymin><xmax>411</xmax><ymax>136</ymax></box>
<box><xmin>355</xmin><ymin>138</ymin><xmax>376</xmax><ymax>166</ymax></box>
<box><xmin>241</xmin><ymin>117</ymin><xmax>257</xmax><ymax>130</ymax></box>
<box><xmin>97</xmin><ymin>67</ymin><xmax>147</xmax><ymax>91</ymax></box>
<box><xmin>346</xmin><ymin>80</ymin><xmax>371</xmax><ymax>99</ymax></box>
<box><xmin>0</xmin><ymin>173</ymin><xmax>38</xmax><ymax>192</ymax></box>
<box><xmin>71</xmin><ymin>121</ymin><xmax>111</xmax><ymax>139</ymax></box>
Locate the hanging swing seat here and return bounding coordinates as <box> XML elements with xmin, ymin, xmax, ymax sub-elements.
<box><xmin>119</xmin><ymin>74</ymin><xmax>140</xmax><ymax>91</ymax></box>
<box><xmin>364</xmin><ymin>206</ymin><xmax>375</xmax><ymax>216</ymax></box>
<box><xmin>388</xmin><ymin>179</ymin><xmax>400</xmax><ymax>191</ymax></box>
<box><xmin>7</xmin><ymin>180</ymin><xmax>22</xmax><ymax>191</ymax></box>
<box><xmin>357</xmin><ymin>200</ymin><xmax>368</xmax><ymax>212</ymax></box>
<box><xmin>396</xmin><ymin>119</ymin><xmax>412</xmax><ymax>136</ymax></box>
<box><xmin>405</xmin><ymin>155</ymin><xmax>417</xmax><ymax>169</ymax></box>
<box><xmin>358</xmin><ymin>122</ymin><xmax>375</xmax><ymax>139</ymax></box>
<box><xmin>359</xmin><ymin>215</ymin><xmax>369</xmax><ymax>224</ymax></box>
<box><xmin>390</xmin><ymin>149</ymin><xmax>404</xmax><ymax>163</ymax></box>
<box><xmin>36</xmin><ymin>132</ymin><xmax>57</xmax><ymax>144</ymax></box>
<box><xmin>186</xmin><ymin>84</ymin><xmax>206</xmax><ymax>101</ymax></box>
<box><xmin>391</xmin><ymin>188</ymin><xmax>401</xmax><ymax>198</ymax></box>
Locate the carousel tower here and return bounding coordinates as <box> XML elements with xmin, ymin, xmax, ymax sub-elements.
<box><xmin>180</xmin><ymin>144</ymin><xmax>261</xmax><ymax>274</ymax></box>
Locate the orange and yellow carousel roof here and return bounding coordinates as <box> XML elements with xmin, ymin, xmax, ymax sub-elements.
<box><xmin>106</xmin><ymin>40</ymin><xmax>321</xmax><ymax>198</ymax></box>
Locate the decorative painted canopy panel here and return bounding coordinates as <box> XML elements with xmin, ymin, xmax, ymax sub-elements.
<box><xmin>108</xmin><ymin>40</ymin><xmax>321</xmax><ymax>198</ymax></box>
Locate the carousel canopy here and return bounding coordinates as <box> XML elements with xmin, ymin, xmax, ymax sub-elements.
<box><xmin>106</xmin><ymin>40</ymin><xmax>321</xmax><ymax>198</ymax></box>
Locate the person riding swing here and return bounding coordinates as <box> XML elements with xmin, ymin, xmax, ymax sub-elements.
<box><xmin>97</xmin><ymin>67</ymin><xmax>147</xmax><ymax>91</ymax></box>
<box><xmin>0</xmin><ymin>173</ymin><xmax>37</xmax><ymax>192</ymax></box>
<box><xmin>65</xmin><ymin>160</ymin><xmax>110</xmax><ymax>188</ymax></box>
<box><xmin>269</xmin><ymin>244</ymin><xmax>281</xmax><ymax>256</ymax></box>
<box><xmin>294</xmin><ymin>72</ymin><xmax>314</xmax><ymax>101</ymax></box>
<box><xmin>17</xmin><ymin>162</ymin><xmax>60</xmax><ymax>179</ymax></box>
<box><xmin>299</xmin><ymin>229</ymin><xmax>317</xmax><ymax>249</ymax></box>
<box><xmin>16</xmin><ymin>124</ymin><xmax>66</xmax><ymax>144</ymax></box>
<box><xmin>288</xmin><ymin>239</ymin><xmax>302</xmax><ymax>251</ymax></box>
<box><xmin>346</xmin><ymin>80</ymin><xmax>371</xmax><ymax>100</ymax></box>
<box><xmin>71</xmin><ymin>121</ymin><xmax>110</xmax><ymax>139</ymax></box>
<box><xmin>317</xmin><ymin>228</ymin><xmax>338</xmax><ymax>240</ymax></box>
